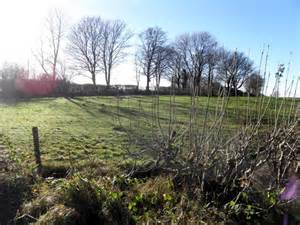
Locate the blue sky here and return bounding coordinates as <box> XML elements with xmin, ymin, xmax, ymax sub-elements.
<box><xmin>84</xmin><ymin>0</ymin><xmax>300</xmax><ymax>95</ymax></box>
<box><xmin>88</xmin><ymin>0</ymin><xmax>300</xmax><ymax>68</ymax></box>
<box><xmin>0</xmin><ymin>0</ymin><xmax>299</xmax><ymax>95</ymax></box>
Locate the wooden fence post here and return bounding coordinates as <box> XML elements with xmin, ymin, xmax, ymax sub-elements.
<box><xmin>32</xmin><ymin>127</ymin><xmax>42</xmax><ymax>174</ymax></box>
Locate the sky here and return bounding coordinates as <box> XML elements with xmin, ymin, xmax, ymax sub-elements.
<box><xmin>0</xmin><ymin>0</ymin><xmax>299</xmax><ymax>96</ymax></box>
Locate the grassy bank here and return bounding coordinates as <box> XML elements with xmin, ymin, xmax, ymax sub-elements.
<box><xmin>0</xmin><ymin>96</ymin><xmax>298</xmax><ymax>171</ymax></box>
<box><xmin>0</xmin><ymin>95</ymin><xmax>299</xmax><ymax>224</ymax></box>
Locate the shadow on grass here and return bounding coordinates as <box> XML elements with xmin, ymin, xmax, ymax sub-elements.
<box><xmin>0</xmin><ymin>176</ymin><xmax>32</xmax><ymax>225</ymax></box>
<box><xmin>41</xmin><ymin>164</ymin><xmax>70</xmax><ymax>178</ymax></box>
<box><xmin>65</xmin><ymin>97</ymin><xmax>99</xmax><ymax>117</ymax></box>
<box><xmin>0</xmin><ymin>96</ymin><xmax>57</xmax><ymax>106</ymax></box>
<box><xmin>66</xmin><ymin>97</ymin><xmax>170</xmax><ymax>122</ymax></box>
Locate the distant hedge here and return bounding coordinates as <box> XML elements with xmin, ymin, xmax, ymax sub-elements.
<box><xmin>0</xmin><ymin>78</ymin><xmax>246</xmax><ymax>98</ymax></box>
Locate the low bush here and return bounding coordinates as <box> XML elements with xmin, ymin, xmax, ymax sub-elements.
<box><xmin>16</xmin><ymin>168</ymin><xmax>293</xmax><ymax>225</ymax></box>
<box><xmin>17</xmin><ymin>176</ymin><xmax>135</xmax><ymax>225</ymax></box>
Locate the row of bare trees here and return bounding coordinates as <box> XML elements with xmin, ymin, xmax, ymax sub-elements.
<box><xmin>68</xmin><ymin>17</ymin><xmax>132</xmax><ymax>86</ymax></box>
<box><xmin>31</xmin><ymin>10</ymin><xmax>132</xmax><ymax>87</ymax></box>
<box><xmin>136</xmin><ymin>27</ymin><xmax>264</xmax><ymax>95</ymax></box>
<box><xmin>2</xmin><ymin>10</ymin><xmax>264</xmax><ymax>95</ymax></box>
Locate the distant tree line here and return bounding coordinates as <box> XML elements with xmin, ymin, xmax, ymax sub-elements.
<box><xmin>0</xmin><ymin>11</ymin><xmax>265</xmax><ymax>97</ymax></box>
<box><xmin>136</xmin><ymin>27</ymin><xmax>264</xmax><ymax>95</ymax></box>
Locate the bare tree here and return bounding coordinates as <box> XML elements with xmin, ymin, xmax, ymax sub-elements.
<box><xmin>244</xmin><ymin>72</ymin><xmax>265</xmax><ymax>96</ymax></box>
<box><xmin>175</xmin><ymin>34</ymin><xmax>193</xmax><ymax>89</ymax></box>
<box><xmin>166</xmin><ymin>47</ymin><xmax>183</xmax><ymax>89</ymax></box>
<box><xmin>175</xmin><ymin>32</ymin><xmax>217</xmax><ymax>93</ymax></box>
<box><xmin>34</xmin><ymin>9</ymin><xmax>65</xmax><ymax>79</ymax></box>
<box><xmin>217</xmin><ymin>49</ymin><xmax>254</xmax><ymax>93</ymax></box>
<box><xmin>153</xmin><ymin>45</ymin><xmax>174</xmax><ymax>88</ymax></box>
<box><xmin>205</xmin><ymin>47</ymin><xmax>220</xmax><ymax>95</ymax></box>
<box><xmin>101</xmin><ymin>20</ymin><xmax>132</xmax><ymax>87</ymax></box>
<box><xmin>67</xmin><ymin>17</ymin><xmax>104</xmax><ymax>85</ymax></box>
<box><xmin>137</xmin><ymin>27</ymin><xmax>167</xmax><ymax>91</ymax></box>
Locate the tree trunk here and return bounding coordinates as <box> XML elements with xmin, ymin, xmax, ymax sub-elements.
<box><xmin>226</xmin><ymin>81</ymin><xmax>231</xmax><ymax>96</ymax></box>
<box><xmin>146</xmin><ymin>75</ymin><xmax>150</xmax><ymax>91</ymax></box>
<box><xmin>106</xmin><ymin>64</ymin><xmax>112</xmax><ymax>88</ymax></box>
<box><xmin>106</xmin><ymin>70</ymin><xmax>111</xmax><ymax>88</ymax></box>
<box><xmin>176</xmin><ymin>76</ymin><xmax>180</xmax><ymax>89</ymax></box>
<box><xmin>156</xmin><ymin>73</ymin><xmax>161</xmax><ymax>88</ymax></box>
<box><xmin>146</xmin><ymin>61</ymin><xmax>152</xmax><ymax>92</ymax></box>
<box><xmin>92</xmin><ymin>72</ymin><xmax>96</xmax><ymax>86</ymax></box>
<box><xmin>207</xmin><ymin>66</ymin><xmax>213</xmax><ymax>96</ymax></box>
<box><xmin>182</xmin><ymin>70</ymin><xmax>188</xmax><ymax>90</ymax></box>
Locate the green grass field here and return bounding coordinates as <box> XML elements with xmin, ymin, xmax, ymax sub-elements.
<box><xmin>0</xmin><ymin>96</ymin><xmax>298</xmax><ymax>171</ymax></box>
